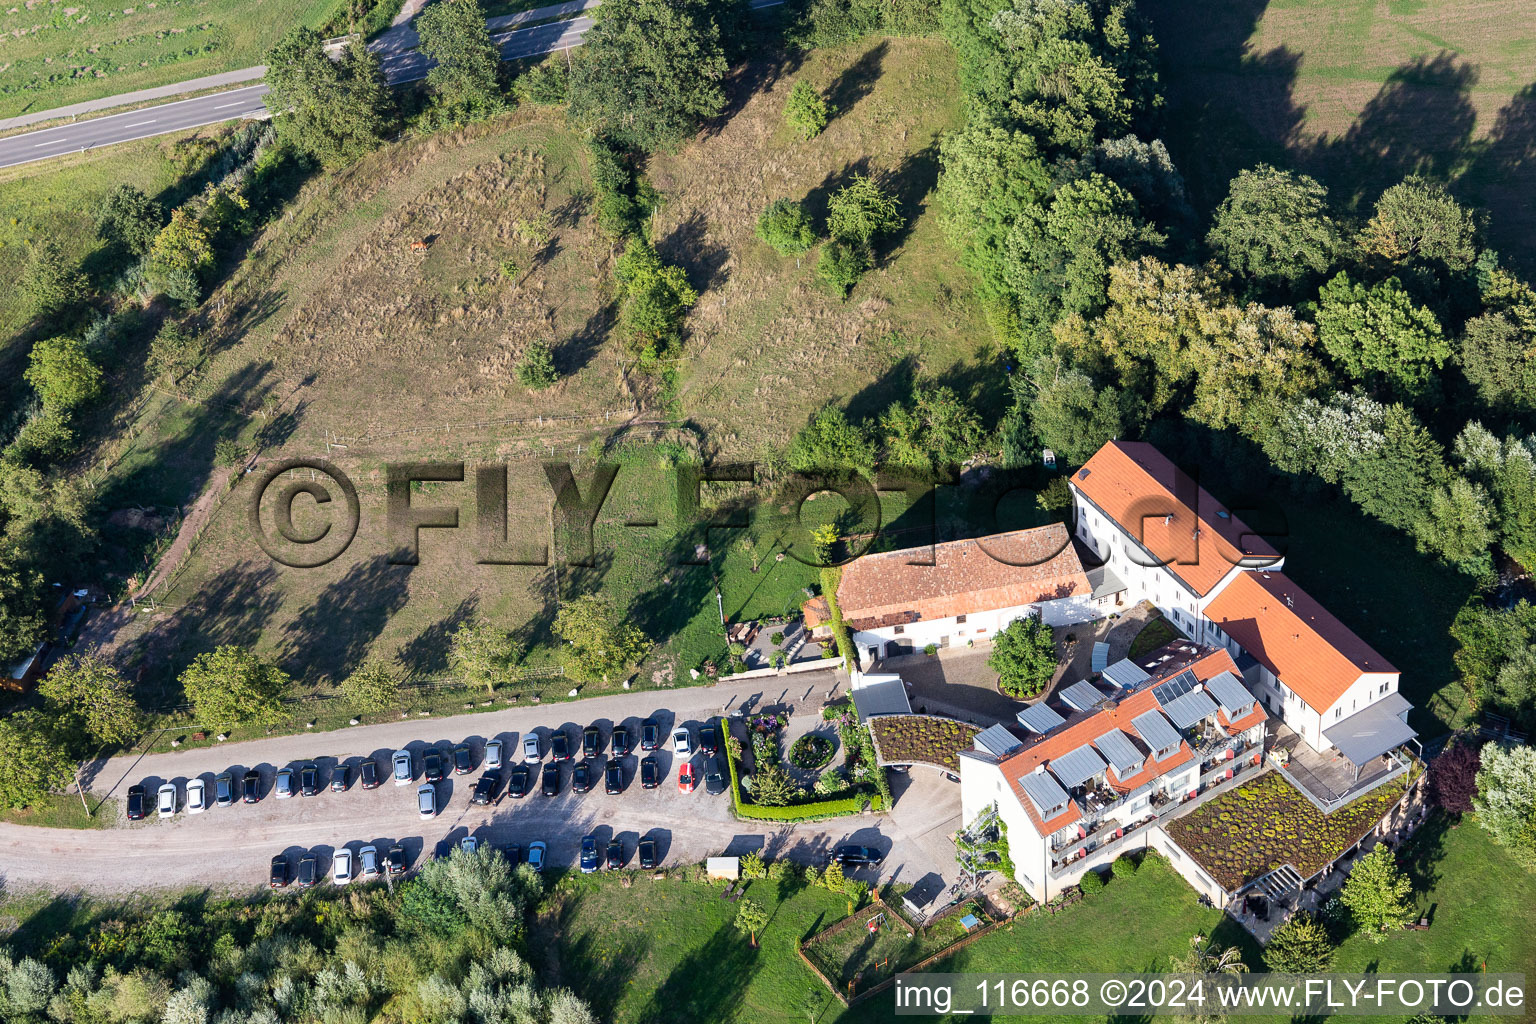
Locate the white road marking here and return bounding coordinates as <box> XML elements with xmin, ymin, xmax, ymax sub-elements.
<box><xmin>123</xmin><ymin>119</ymin><xmax>157</xmax><ymax>127</ymax></box>
<box><xmin>214</xmin><ymin>101</ymin><xmax>245</xmax><ymax>109</ymax></box>
<box><xmin>33</xmin><ymin>138</ymin><xmax>72</xmax><ymax>147</ymax></box>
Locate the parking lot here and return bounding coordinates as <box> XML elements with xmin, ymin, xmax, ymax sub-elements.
<box><xmin>0</xmin><ymin>672</ymin><xmax>963</xmax><ymax>894</ymax></box>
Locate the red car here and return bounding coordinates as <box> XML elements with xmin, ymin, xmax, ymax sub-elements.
<box><xmin>678</xmin><ymin>763</ymin><xmax>698</xmax><ymax>793</ymax></box>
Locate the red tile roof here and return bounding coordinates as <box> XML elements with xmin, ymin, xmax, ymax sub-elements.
<box><xmin>1205</xmin><ymin>570</ymin><xmax>1396</xmax><ymax>714</ymax></box>
<box><xmin>1072</xmin><ymin>441</ymin><xmax>1279</xmax><ymax>596</ymax></box>
<box><xmin>835</xmin><ymin>524</ymin><xmax>1090</xmax><ymax>629</ymax></box>
<box><xmin>996</xmin><ymin>686</ymin><xmax>1194</xmax><ymax>837</ymax></box>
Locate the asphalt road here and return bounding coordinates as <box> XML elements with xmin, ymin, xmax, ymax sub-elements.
<box><xmin>0</xmin><ymin>0</ymin><xmax>780</xmax><ymax>170</ymax></box>
<box><xmin>0</xmin><ymin>672</ymin><xmax>963</xmax><ymax>895</ymax></box>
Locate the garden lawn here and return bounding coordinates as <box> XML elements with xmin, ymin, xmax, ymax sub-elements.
<box><xmin>870</xmin><ymin>715</ymin><xmax>979</xmax><ymax>771</ymax></box>
<box><xmin>803</xmin><ymin>900</ymin><xmax>990</xmax><ymax>996</ymax></box>
<box><xmin>1165</xmin><ymin>770</ymin><xmax>1404</xmax><ymax>891</ymax></box>
<box><xmin>1128</xmin><ymin>615</ymin><xmax>1180</xmax><ymax>658</ymax></box>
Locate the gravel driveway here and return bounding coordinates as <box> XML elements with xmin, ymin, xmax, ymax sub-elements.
<box><xmin>1</xmin><ymin>671</ymin><xmax>962</xmax><ymax>895</ymax></box>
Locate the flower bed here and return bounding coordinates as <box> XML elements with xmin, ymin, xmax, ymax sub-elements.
<box><xmin>790</xmin><ymin>734</ymin><xmax>835</xmax><ymax>770</ymax></box>
<box><xmin>1164</xmin><ymin>770</ymin><xmax>1404</xmax><ymax>891</ymax></box>
<box><xmin>869</xmin><ymin>715</ymin><xmax>980</xmax><ymax>771</ymax></box>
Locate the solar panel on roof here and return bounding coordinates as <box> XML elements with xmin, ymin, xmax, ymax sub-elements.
<box><xmin>1092</xmin><ymin>728</ymin><xmax>1143</xmax><ymax>777</ymax></box>
<box><xmin>1131</xmin><ymin>709</ymin><xmax>1182</xmax><ymax>752</ymax></box>
<box><xmin>1091</xmin><ymin>642</ymin><xmax>1110</xmax><ymax>673</ymax></box>
<box><xmin>1058</xmin><ymin>680</ymin><xmax>1108</xmax><ymax>712</ymax></box>
<box><xmin>1049</xmin><ymin>744</ymin><xmax>1107</xmax><ymax>788</ymax></box>
<box><xmin>1017</xmin><ymin>703</ymin><xmax>1066</xmax><ymax>734</ymax></box>
<box><xmin>974</xmin><ymin>723</ymin><xmax>1023</xmax><ymax>757</ymax></box>
<box><xmin>1102</xmin><ymin>658</ymin><xmax>1151</xmax><ymax>690</ymax></box>
<box><xmin>1204</xmin><ymin>670</ymin><xmax>1257</xmax><ymax>715</ymax></box>
<box><xmin>1152</xmin><ymin>669</ymin><xmax>1200</xmax><ymax>705</ymax></box>
<box><xmin>1161</xmin><ymin>688</ymin><xmax>1218</xmax><ymax>729</ymax></box>
<box><xmin>1019</xmin><ymin>770</ymin><xmax>1070</xmax><ymax>817</ymax></box>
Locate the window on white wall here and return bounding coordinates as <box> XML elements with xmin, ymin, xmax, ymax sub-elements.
<box><xmin>1335</xmin><ymin>707</ymin><xmax>1343</xmax><ymax>719</ymax></box>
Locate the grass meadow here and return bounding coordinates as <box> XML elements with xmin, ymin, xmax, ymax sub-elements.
<box><xmin>1145</xmin><ymin>0</ymin><xmax>1536</xmax><ymax>270</ymax></box>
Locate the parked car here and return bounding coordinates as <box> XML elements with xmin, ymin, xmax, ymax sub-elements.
<box><xmin>640</xmin><ymin>756</ymin><xmax>659</xmax><ymax>789</ymax></box>
<box><xmin>417</xmin><ymin>783</ymin><xmax>437</xmax><ymax>819</ymax></box>
<box><xmin>471</xmin><ymin>771</ymin><xmax>500</xmax><ymax>806</ymax></box>
<box><xmin>527</xmin><ymin>841</ymin><xmax>547</xmax><ymax>873</ymax></box>
<box><xmin>215</xmin><ymin>772</ymin><xmax>236</xmax><ymax>807</ymax></box>
<box><xmin>605</xmin><ymin>837</ymin><xmax>623</xmax><ymax>870</ymax></box>
<box><xmin>452</xmin><ymin>744</ymin><xmax>474</xmax><ymax>775</ymax></box>
<box><xmin>332</xmin><ymin>848</ymin><xmax>354</xmax><ymax>884</ymax></box>
<box><xmin>299</xmin><ymin>762</ymin><xmax>320</xmax><ymax>797</ymax></box>
<box><xmin>359</xmin><ymin>759</ymin><xmax>380</xmax><ymax>790</ymax></box>
<box><xmin>392</xmin><ymin>750</ymin><xmax>413</xmax><ymax>786</ymax></box>
<box><xmin>275</xmin><ymin>767</ymin><xmax>296</xmax><ymax>799</ymax></box>
<box><xmin>640</xmin><ymin>719</ymin><xmax>660</xmax><ymax>751</ymax></box>
<box><xmin>582</xmin><ymin>726</ymin><xmax>600</xmax><ymax>759</ymax></box>
<box><xmin>508</xmin><ymin>764</ymin><xmax>532</xmax><ymax>798</ymax></box>
<box><xmin>484</xmin><ymin>739</ymin><xmax>504</xmax><ymax>770</ymax></box>
<box><xmin>126</xmin><ymin>784</ymin><xmax>147</xmax><ymax>821</ymax></box>
<box><xmin>330</xmin><ymin>764</ymin><xmax>349</xmax><ymax>793</ymax></box>
<box><xmin>832</xmin><ymin>845</ymin><xmax>884</xmax><ymax>867</ymax></box>
<box><xmin>677</xmin><ymin>763</ymin><xmax>698</xmax><ymax>793</ymax></box>
<box><xmin>541</xmin><ymin>763</ymin><xmax>561</xmax><ymax>797</ymax></box>
<box><xmin>459</xmin><ymin>836</ymin><xmax>479</xmax><ymax>855</ymax></box>
<box><xmin>157</xmin><ymin>782</ymin><xmax>178</xmax><ymax>818</ymax></box>
<box><xmin>703</xmin><ymin>758</ymin><xmax>725</xmax><ymax>795</ymax></box>
<box><xmin>522</xmin><ymin>734</ymin><xmax>541</xmax><ymax>762</ymax></box>
<box><xmin>638</xmin><ymin>837</ymin><xmax>658</xmax><ymax>870</ymax></box>
<box><xmin>297</xmin><ymin>854</ymin><xmax>318</xmax><ymax>889</ymax></box>
<box><xmin>242</xmin><ymin>769</ymin><xmax>262</xmax><ymax>803</ymax></box>
<box><xmin>700</xmin><ymin>724</ymin><xmax>719</xmax><ymax>756</ymax></box>
<box><xmin>423</xmin><ymin>750</ymin><xmax>446</xmax><ymax>783</ymax></box>
<box><xmin>358</xmin><ymin>844</ymin><xmax>380</xmax><ymax>879</ymax></box>
<box><xmin>611</xmin><ymin>725</ymin><xmax>632</xmax><ymax>757</ymax></box>
<box><xmin>386</xmin><ymin>845</ymin><xmax>407</xmax><ymax>875</ymax></box>
<box><xmin>604</xmin><ymin>760</ymin><xmax>624</xmax><ymax>795</ymax></box>
<box><xmin>579</xmin><ymin>837</ymin><xmax>598</xmax><ymax>874</ymax></box>
<box><xmin>504</xmin><ymin>843</ymin><xmax>522</xmax><ymax>867</ymax></box>
<box><xmin>185</xmin><ymin>778</ymin><xmax>207</xmax><ymax>814</ymax></box>
<box><xmin>269</xmin><ymin>854</ymin><xmax>288</xmax><ymax>888</ymax></box>
<box><xmin>671</xmin><ymin>727</ymin><xmax>692</xmax><ymax>757</ymax></box>
<box><xmin>573</xmin><ymin>760</ymin><xmax>593</xmax><ymax>793</ymax></box>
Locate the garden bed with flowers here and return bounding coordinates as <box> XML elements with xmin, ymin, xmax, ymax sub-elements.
<box><xmin>868</xmin><ymin>715</ymin><xmax>980</xmax><ymax>771</ymax></box>
<box><xmin>1164</xmin><ymin>770</ymin><xmax>1404</xmax><ymax>891</ymax></box>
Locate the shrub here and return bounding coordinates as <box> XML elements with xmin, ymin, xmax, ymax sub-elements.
<box><xmin>1111</xmin><ymin>855</ymin><xmax>1137</xmax><ymax>879</ymax></box>
<box><xmin>514</xmin><ymin>60</ymin><xmax>569</xmax><ymax>104</ymax></box>
<box><xmin>788</xmin><ymin>734</ymin><xmax>834</xmax><ymax>770</ymax></box>
<box><xmin>740</xmin><ymin>850</ymin><xmax>766</xmax><ymax>880</ymax></box>
<box><xmin>1077</xmin><ymin>869</ymin><xmax>1105</xmax><ymax>895</ymax></box>
<box><xmin>756</xmin><ymin>199</ymin><xmax>817</xmax><ymax>255</ymax></box>
<box><xmin>148</xmin><ymin>321</ymin><xmax>206</xmax><ymax>383</ymax></box>
<box><xmin>923</xmin><ymin>643</ymin><xmax>938</xmax><ymax>655</ymax></box>
<box><xmin>516</xmin><ymin>341</ymin><xmax>559</xmax><ymax>389</ymax></box>
<box><xmin>817</xmin><ymin>239</ymin><xmax>868</xmax><ymax>296</ymax></box>
<box><xmin>784</xmin><ymin>80</ymin><xmax>830</xmax><ymax>139</ymax></box>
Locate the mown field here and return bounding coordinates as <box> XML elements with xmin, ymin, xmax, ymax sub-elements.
<box><xmin>96</xmin><ymin>38</ymin><xmax>984</xmax><ymax>699</ymax></box>
<box><xmin>0</xmin><ymin>0</ymin><xmax>364</xmax><ymax>120</ymax></box>
<box><xmin>1145</xmin><ymin>0</ymin><xmax>1536</xmax><ymax>269</ymax></box>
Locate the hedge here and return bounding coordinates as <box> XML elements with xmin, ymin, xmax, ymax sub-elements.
<box><xmin>821</xmin><ymin>566</ymin><xmax>856</xmax><ymax>671</ymax></box>
<box><xmin>723</xmin><ymin>717</ymin><xmax>883</xmax><ymax>822</ymax></box>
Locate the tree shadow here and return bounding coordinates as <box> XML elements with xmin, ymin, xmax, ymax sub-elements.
<box><xmin>840</xmin><ymin>353</ymin><xmax>918</xmax><ymax>427</ymax></box>
<box><xmin>800</xmin><ymin>157</ymin><xmax>871</xmax><ymax>230</ymax></box>
<box><xmin>635</xmin><ymin>922</ymin><xmax>759</xmax><ymax>1024</ymax></box>
<box><xmin>277</xmin><ymin>554</ymin><xmax>413</xmax><ymax>684</ymax></box>
<box><xmin>876</xmin><ymin>140</ymin><xmax>940</xmax><ymax>260</ymax></box>
<box><xmin>659</xmin><ymin>211</ymin><xmax>731</xmax><ymax>293</ymax></box>
<box><xmin>826</xmin><ymin>40</ymin><xmax>888</xmax><ymax>125</ymax></box>
<box><xmin>552</xmin><ymin>300</ymin><xmax>616</xmax><ymax>376</ymax></box>
<box><xmin>132</xmin><ymin>562</ymin><xmax>283</xmax><ymax>705</ymax></box>
<box><xmin>1395</xmin><ymin>809</ymin><xmax>1451</xmax><ymax>895</ymax></box>
<box><xmin>705</xmin><ymin>47</ymin><xmax>809</xmax><ymax>135</ymax></box>
<box><xmin>1466</xmin><ymin>81</ymin><xmax>1536</xmax><ymax>276</ymax></box>
<box><xmin>396</xmin><ymin>595</ymin><xmax>478</xmax><ymax>678</ymax></box>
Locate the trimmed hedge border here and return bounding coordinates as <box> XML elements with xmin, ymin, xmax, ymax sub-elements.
<box><xmin>723</xmin><ymin>716</ymin><xmax>884</xmax><ymax>822</ymax></box>
<box><xmin>821</xmin><ymin>566</ymin><xmax>856</xmax><ymax>670</ymax></box>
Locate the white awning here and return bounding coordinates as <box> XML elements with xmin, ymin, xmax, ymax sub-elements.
<box><xmin>1323</xmin><ymin>693</ymin><xmax>1416</xmax><ymax>766</ymax></box>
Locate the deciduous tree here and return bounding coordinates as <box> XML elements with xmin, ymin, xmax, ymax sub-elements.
<box><xmin>735</xmin><ymin>899</ymin><xmax>768</xmax><ymax>946</ymax></box>
<box><xmin>264</xmin><ymin>29</ymin><xmax>393</xmax><ymax>165</ymax></box>
<box><xmin>552</xmin><ymin>593</ymin><xmax>648</xmax><ymax>682</ymax></box>
<box><xmin>38</xmin><ymin>654</ymin><xmax>140</xmax><ymax>749</ymax></box>
<box><xmin>988</xmin><ymin>616</ymin><xmax>1056</xmax><ymax>698</ymax></box>
<box><xmin>1206</xmin><ymin>165</ymin><xmax>1342</xmax><ymax>297</ymax></box>
<box><xmin>416</xmin><ymin>0</ymin><xmax>505</xmax><ymax>117</ymax></box>
<box><xmin>1428</xmin><ymin>739</ymin><xmax>1481</xmax><ymax>813</ymax></box>
<box><xmin>1262</xmin><ymin>913</ymin><xmax>1334</xmax><ymax>973</ymax></box>
<box><xmin>21</xmin><ymin>238</ymin><xmax>85</xmax><ymax>318</ymax></box>
<box><xmin>449</xmin><ymin>620</ymin><xmax>524</xmax><ymax>693</ymax></box>
<box><xmin>1339</xmin><ymin>845</ymin><xmax>1415</xmax><ymax>935</ymax></box>
<box><xmin>568</xmin><ymin>0</ymin><xmax>728</xmax><ymax>152</ymax></box>
<box><xmin>1360</xmin><ymin>176</ymin><xmax>1479</xmax><ymax>273</ymax></box>
<box><xmin>25</xmin><ymin>336</ymin><xmax>102</xmax><ymax>412</ymax></box>
<box><xmin>613</xmin><ymin>238</ymin><xmax>698</xmax><ymax>361</ymax></box>
<box><xmin>342</xmin><ymin>661</ymin><xmax>400</xmax><ymax>711</ymax></box>
<box><xmin>0</xmin><ymin>711</ymin><xmax>73</xmax><ymax>810</ymax></box>
<box><xmin>787</xmin><ymin>406</ymin><xmax>875</xmax><ymax>476</ymax></box>
<box><xmin>1315</xmin><ymin>272</ymin><xmax>1449</xmax><ymax>400</ymax></box>
<box><xmin>178</xmin><ymin>646</ymin><xmax>289</xmax><ymax>730</ymax></box>
<box><xmin>756</xmin><ymin>198</ymin><xmax>817</xmax><ymax>256</ymax></box>
<box><xmin>95</xmin><ymin>185</ymin><xmax>164</xmax><ymax>256</ymax></box>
